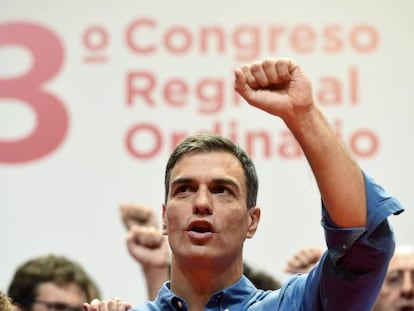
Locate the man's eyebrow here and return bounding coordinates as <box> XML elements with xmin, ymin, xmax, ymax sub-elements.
<box><xmin>170</xmin><ymin>177</ymin><xmax>240</xmax><ymax>188</ymax></box>
<box><xmin>171</xmin><ymin>177</ymin><xmax>193</xmax><ymax>187</ymax></box>
<box><xmin>211</xmin><ymin>178</ymin><xmax>242</xmax><ymax>193</ymax></box>
<box><xmin>211</xmin><ymin>178</ymin><xmax>239</xmax><ymax>187</ymax></box>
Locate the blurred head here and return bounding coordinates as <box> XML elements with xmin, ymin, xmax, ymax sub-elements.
<box><xmin>8</xmin><ymin>254</ymin><xmax>100</xmax><ymax>311</ymax></box>
<box><xmin>372</xmin><ymin>245</ymin><xmax>414</xmax><ymax>311</ymax></box>
<box><xmin>164</xmin><ymin>134</ymin><xmax>258</xmax><ymax>209</ymax></box>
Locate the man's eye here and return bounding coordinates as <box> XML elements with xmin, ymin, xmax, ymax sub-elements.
<box><xmin>177</xmin><ymin>185</ymin><xmax>190</xmax><ymax>193</ymax></box>
<box><xmin>54</xmin><ymin>303</ymin><xmax>72</xmax><ymax>311</ymax></box>
<box><xmin>214</xmin><ymin>186</ymin><xmax>230</xmax><ymax>194</ymax></box>
<box><xmin>387</xmin><ymin>271</ymin><xmax>403</xmax><ymax>285</ymax></box>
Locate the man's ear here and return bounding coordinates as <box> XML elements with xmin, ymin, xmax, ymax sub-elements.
<box><xmin>246</xmin><ymin>207</ymin><xmax>261</xmax><ymax>239</ymax></box>
<box><xmin>162</xmin><ymin>204</ymin><xmax>167</xmax><ymax>235</ymax></box>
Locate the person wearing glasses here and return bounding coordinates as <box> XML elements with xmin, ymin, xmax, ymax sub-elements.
<box><xmin>8</xmin><ymin>254</ymin><xmax>100</xmax><ymax>311</ymax></box>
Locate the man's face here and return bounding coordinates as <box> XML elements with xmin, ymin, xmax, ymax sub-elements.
<box><xmin>30</xmin><ymin>282</ymin><xmax>86</xmax><ymax>311</ymax></box>
<box><xmin>373</xmin><ymin>246</ymin><xmax>414</xmax><ymax>311</ymax></box>
<box><xmin>162</xmin><ymin>151</ymin><xmax>260</xmax><ymax>265</ymax></box>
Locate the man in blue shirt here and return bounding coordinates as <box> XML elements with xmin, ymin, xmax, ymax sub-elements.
<box><xmin>86</xmin><ymin>57</ymin><xmax>403</xmax><ymax>310</ymax></box>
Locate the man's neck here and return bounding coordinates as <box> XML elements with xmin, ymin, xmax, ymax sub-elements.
<box><xmin>169</xmin><ymin>257</ymin><xmax>243</xmax><ymax>309</ymax></box>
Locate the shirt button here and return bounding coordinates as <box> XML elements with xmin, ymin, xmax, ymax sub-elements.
<box><xmin>342</xmin><ymin>244</ymin><xmax>347</xmax><ymax>250</ymax></box>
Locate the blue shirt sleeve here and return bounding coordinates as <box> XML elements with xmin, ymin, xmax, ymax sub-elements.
<box><xmin>281</xmin><ymin>171</ymin><xmax>404</xmax><ymax>311</ymax></box>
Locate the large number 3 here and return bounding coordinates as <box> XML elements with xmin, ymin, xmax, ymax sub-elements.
<box><xmin>0</xmin><ymin>22</ymin><xmax>69</xmax><ymax>163</ymax></box>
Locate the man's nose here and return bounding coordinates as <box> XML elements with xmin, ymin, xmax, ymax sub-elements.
<box><xmin>401</xmin><ymin>272</ymin><xmax>414</xmax><ymax>299</ymax></box>
<box><xmin>193</xmin><ymin>187</ymin><xmax>213</xmax><ymax>215</ymax></box>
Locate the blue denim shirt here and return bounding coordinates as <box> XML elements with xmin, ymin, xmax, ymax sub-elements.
<box><xmin>132</xmin><ymin>172</ymin><xmax>404</xmax><ymax>310</ymax></box>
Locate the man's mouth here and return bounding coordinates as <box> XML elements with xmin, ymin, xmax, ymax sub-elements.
<box><xmin>191</xmin><ymin>224</ymin><xmax>212</xmax><ymax>233</ymax></box>
<box><xmin>187</xmin><ymin>220</ymin><xmax>214</xmax><ymax>233</ymax></box>
<box><xmin>187</xmin><ymin>220</ymin><xmax>214</xmax><ymax>241</ymax></box>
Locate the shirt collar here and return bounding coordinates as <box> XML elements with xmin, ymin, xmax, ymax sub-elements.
<box><xmin>155</xmin><ymin>275</ymin><xmax>258</xmax><ymax>310</ymax></box>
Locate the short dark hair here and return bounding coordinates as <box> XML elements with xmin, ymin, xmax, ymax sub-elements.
<box><xmin>243</xmin><ymin>262</ymin><xmax>281</xmax><ymax>290</ymax></box>
<box><xmin>164</xmin><ymin>134</ymin><xmax>258</xmax><ymax>209</ymax></box>
<box><xmin>7</xmin><ymin>254</ymin><xmax>100</xmax><ymax>309</ymax></box>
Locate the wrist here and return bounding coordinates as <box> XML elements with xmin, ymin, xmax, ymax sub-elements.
<box><xmin>142</xmin><ymin>260</ymin><xmax>170</xmax><ymax>274</ymax></box>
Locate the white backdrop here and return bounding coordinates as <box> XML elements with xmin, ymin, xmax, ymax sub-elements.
<box><xmin>1</xmin><ymin>0</ymin><xmax>413</xmax><ymax>304</ymax></box>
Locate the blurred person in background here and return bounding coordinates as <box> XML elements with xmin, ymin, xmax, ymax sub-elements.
<box><xmin>373</xmin><ymin>245</ymin><xmax>414</xmax><ymax>311</ymax></box>
<box><xmin>285</xmin><ymin>244</ymin><xmax>414</xmax><ymax>310</ymax></box>
<box><xmin>8</xmin><ymin>254</ymin><xmax>100</xmax><ymax>311</ymax></box>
